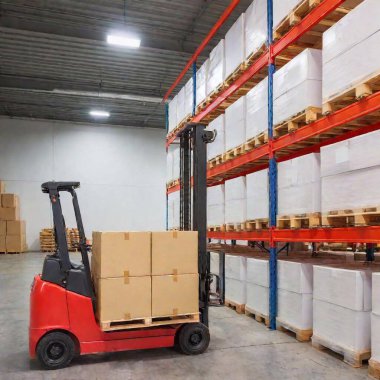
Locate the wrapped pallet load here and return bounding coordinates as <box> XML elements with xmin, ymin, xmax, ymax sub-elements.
<box><xmin>207</xmin><ymin>40</ymin><xmax>225</xmax><ymax>96</ymax></box>
<box><xmin>225</xmin><ymin>96</ymin><xmax>246</xmax><ymax>152</ymax></box>
<box><xmin>370</xmin><ymin>273</ymin><xmax>380</xmax><ymax>376</ymax></box>
<box><xmin>176</xmin><ymin>87</ymin><xmax>185</xmax><ymax>127</ymax></box>
<box><xmin>184</xmin><ymin>77</ymin><xmax>193</xmax><ymax>121</ymax></box>
<box><xmin>278</xmin><ymin>153</ymin><xmax>321</xmax><ymax>227</ymax></box>
<box><xmin>246</xmin><ymin>169</ymin><xmax>269</xmax><ymax>226</ymax></box>
<box><xmin>273</xmin><ymin>0</ymin><xmax>304</xmax><ymax>33</ymax></box>
<box><xmin>320</xmin><ymin>130</ymin><xmax>380</xmax><ymax>225</ymax></box>
<box><xmin>312</xmin><ymin>265</ymin><xmax>372</xmax><ymax>366</ymax></box>
<box><xmin>167</xmin><ymin>191</ymin><xmax>180</xmax><ymax>230</ymax></box>
<box><xmin>225</xmin><ymin>255</ymin><xmax>247</xmax><ymax>308</ymax></box>
<box><xmin>274</xmin><ymin>48</ymin><xmax>322</xmax><ymax>128</ymax></box>
<box><xmin>168</xmin><ymin>95</ymin><xmax>177</xmax><ymax>134</ymax></box>
<box><xmin>224</xmin><ymin>176</ymin><xmax>246</xmax><ymax>228</ymax></box>
<box><xmin>323</xmin><ymin>0</ymin><xmax>380</xmax><ymax>114</ymax></box>
<box><xmin>196</xmin><ymin>59</ymin><xmax>209</xmax><ymax>109</ymax></box>
<box><xmin>246</xmin><ymin>258</ymin><xmax>269</xmax><ymax>323</ymax></box>
<box><xmin>245</xmin><ymin>77</ymin><xmax>268</xmax><ymax>142</ymax></box>
<box><xmin>207</xmin><ymin>184</ymin><xmax>225</xmax><ymax>229</ymax></box>
<box><xmin>166</xmin><ymin>149</ymin><xmax>173</xmax><ymax>186</ymax></box>
<box><xmin>207</xmin><ymin>114</ymin><xmax>225</xmax><ymax>162</ymax></box>
<box><xmin>245</xmin><ymin>0</ymin><xmax>267</xmax><ymax>61</ymax></box>
<box><xmin>277</xmin><ymin>260</ymin><xmax>313</xmax><ymax>341</ymax></box>
<box><xmin>225</xmin><ymin>13</ymin><xmax>245</xmax><ymax>80</ymax></box>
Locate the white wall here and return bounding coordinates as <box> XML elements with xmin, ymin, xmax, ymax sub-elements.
<box><xmin>0</xmin><ymin>117</ymin><xmax>167</xmax><ymax>250</ymax></box>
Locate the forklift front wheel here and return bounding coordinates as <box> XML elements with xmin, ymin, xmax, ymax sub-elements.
<box><xmin>36</xmin><ymin>331</ymin><xmax>75</xmax><ymax>370</ymax></box>
<box><xmin>177</xmin><ymin>323</ymin><xmax>210</xmax><ymax>355</ymax></box>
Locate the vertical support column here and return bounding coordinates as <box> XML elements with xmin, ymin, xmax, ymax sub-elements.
<box><xmin>267</xmin><ymin>0</ymin><xmax>277</xmax><ymax>331</ymax></box>
<box><xmin>165</xmin><ymin>102</ymin><xmax>169</xmax><ymax>230</ymax></box>
<box><xmin>193</xmin><ymin>61</ymin><xmax>197</xmax><ymax>116</ymax></box>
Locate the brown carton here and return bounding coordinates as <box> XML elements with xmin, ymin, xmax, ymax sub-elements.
<box><xmin>152</xmin><ymin>274</ymin><xmax>199</xmax><ymax>317</ymax></box>
<box><xmin>0</xmin><ymin>236</ymin><xmax>5</xmax><ymax>252</ymax></box>
<box><xmin>0</xmin><ymin>181</ymin><xmax>5</xmax><ymax>193</ymax></box>
<box><xmin>0</xmin><ymin>221</ymin><xmax>5</xmax><ymax>236</ymax></box>
<box><xmin>0</xmin><ymin>207</ymin><xmax>19</xmax><ymax>221</ymax></box>
<box><xmin>1</xmin><ymin>194</ymin><xmax>19</xmax><ymax>208</ymax></box>
<box><xmin>92</xmin><ymin>232</ymin><xmax>151</xmax><ymax>278</ymax></box>
<box><xmin>6</xmin><ymin>234</ymin><xmax>27</xmax><ymax>253</ymax></box>
<box><xmin>7</xmin><ymin>220</ymin><xmax>26</xmax><ymax>235</ymax></box>
<box><xmin>95</xmin><ymin>276</ymin><xmax>151</xmax><ymax>323</ymax></box>
<box><xmin>151</xmin><ymin>231</ymin><xmax>198</xmax><ymax>275</ymax></box>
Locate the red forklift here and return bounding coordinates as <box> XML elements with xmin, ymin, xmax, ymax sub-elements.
<box><xmin>29</xmin><ymin>124</ymin><xmax>224</xmax><ymax>369</ymax></box>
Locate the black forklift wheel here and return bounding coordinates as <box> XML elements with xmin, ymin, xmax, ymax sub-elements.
<box><xmin>36</xmin><ymin>331</ymin><xmax>75</xmax><ymax>370</ymax></box>
<box><xmin>177</xmin><ymin>323</ymin><xmax>210</xmax><ymax>355</ymax></box>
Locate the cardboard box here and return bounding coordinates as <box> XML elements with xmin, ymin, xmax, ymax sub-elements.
<box><xmin>0</xmin><ymin>207</ymin><xmax>20</xmax><ymax>221</ymax></box>
<box><xmin>0</xmin><ymin>221</ymin><xmax>5</xmax><ymax>236</ymax></box>
<box><xmin>152</xmin><ymin>274</ymin><xmax>199</xmax><ymax>317</ymax></box>
<box><xmin>1</xmin><ymin>194</ymin><xmax>19</xmax><ymax>208</ymax></box>
<box><xmin>151</xmin><ymin>231</ymin><xmax>198</xmax><ymax>275</ymax></box>
<box><xmin>92</xmin><ymin>232</ymin><xmax>151</xmax><ymax>278</ymax></box>
<box><xmin>0</xmin><ymin>236</ymin><xmax>5</xmax><ymax>252</ymax></box>
<box><xmin>6</xmin><ymin>234</ymin><xmax>27</xmax><ymax>252</ymax></box>
<box><xmin>95</xmin><ymin>276</ymin><xmax>151</xmax><ymax>322</ymax></box>
<box><xmin>7</xmin><ymin>220</ymin><xmax>25</xmax><ymax>235</ymax></box>
<box><xmin>0</xmin><ymin>181</ymin><xmax>5</xmax><ymax>193</ymax></box>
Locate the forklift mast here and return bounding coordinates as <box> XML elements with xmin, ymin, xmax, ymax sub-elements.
<box><xmin>178</xmin><ymin>123</ymin><xmax>215</xmax><ymax>327</ymax></box>
<box><xmin>41</xmin><ymin>181</ymin><xmax>94</xmax><ymax>301</ymax></box>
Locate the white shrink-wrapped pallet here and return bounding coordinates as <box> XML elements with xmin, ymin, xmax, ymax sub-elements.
<box><xmin>176</xmin><ymin>86</ymin><xmax>185</xmax><ymax>125</ymax></box>
<box><xmin>274</xmin><ymin>48</ymin><xmax>322</xmax><ymax>126</ymax></box>
<box><xmin>313</xmin><ymin>265</ymin><xmax>372</xmax><ymax>355</ymax></box>
<box><xmin>371</xmin><ymin>273</ymin><xmax>380</xmax><ymax>365</ymax></box>
<box><xmin>207</xmin><ymin>114</ymin><xmax>225</xmax><ymax>161</ymax></box>
<box><xmin>184</xmin><ymin>77</ymin><xmax>194</xmax><ymax>120</ymax></box>
<box><xmin>246</xmin><ymin>77</ymin><xmax>268</xmax><ymax>141</ymax></box>
<box><xmin>167</xmin><ymin>191</ymin><xmax>180</xmax><ymax>230</ymax></box>
<box><xmin>196</xmin><ymin>59</ymin><xmax>209</xmax><ymax>108</ymax></box>
<box><xmin>245</xmin><ymin>0</ymin><xmax>267</xmax><ymax>60</ymax></box>
<box><xmin>172</xmin><ymin>146</ymin><xmax>180</xmax><ymax>182</ymax></box>
<box><xmin>277</xmin><ymin>260</ymin><xmax>313</xmax><ymax>331</ymax></box>
<box><xmin>225</xmin><ymin>96</ymin><xmax>246</xmax><ymax>151</ymax></box>
<box><xmin>278</xmin><ymin>153</ymin><xmax>321</xmax><ymax>216</ymax></box>
<box><xmin>225</xmin><ymin>254</ymin><xmax>247</xmax><ymax>304</ymax></box>
<box><xmin>273</xmin><ymin>0</ymin><xmax>303</xmax><ymax>32</ymax></box>
<box><xmin>323</xmin><ymin>0</ymin><xmax>380</xmax><ymax>104</ymax></box>
<box><xmin>246</xmin><ymin>258</ymin><xmax>269</xmax><ymax>316</ymax></box>
<box><xmin>246</xmin><ymin>169</ymin><xmax>268</xmax><ymax>221</ymax></box>
<box><xmin>166</xmin><ymin>149</ymin><xmax>173</xmax><ymax>184</ymax></box>
<box><xmin>225</xmin><ymin>13</ymin><xmax>245</xmax><ymax>79</ymax></box>
<box><xmin>207</xmin><ymin>184</ymin><xmax>225</xmax><ymax>227</ymax></box>
<box><xmin>225</xmin><ymin>176</ymin><xmax>247</xmax><ymax>224</ymax></box>
<box><xmin>168</xmin><ymin>95</ymin><xmax>177</xmax><ymax>133</ymax></box>
<box><xmin>207</xmin><ymin>40</ymin><xmax>225</xmax><ymax>96</ymax></box>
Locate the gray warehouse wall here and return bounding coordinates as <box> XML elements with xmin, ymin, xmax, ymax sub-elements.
<box><xmin>0</xmin><ymin>117</ymin><xmax>167</xmax><ymax>250</ymax></box>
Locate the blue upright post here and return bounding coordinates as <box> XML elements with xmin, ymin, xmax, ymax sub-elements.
<box><xmin>267</xmin><ymin>0</ymin><xmax>277</xmax><ymax>331</ymax></box>
<box><xmin>165</xmin><ymin>102</ymin><xmax>169</xmax><ymax>231</ymax></box>
<box><xmin>192</xmin><ymin>61</ymin><xmax>197</xmax><ymax>116</ymax></box>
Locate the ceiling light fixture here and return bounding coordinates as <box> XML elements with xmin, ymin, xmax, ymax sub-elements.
<box><xmin>89</xmin><ymin>110</ymin><xmax>110</xmax><ymax>118</ymax></box>
<box><xmin>107</xmin><ymin>34</ymin><xmax>141</xmax><ymax>48</ymax></box>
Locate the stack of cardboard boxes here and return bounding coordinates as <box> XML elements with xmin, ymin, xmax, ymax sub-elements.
<box><xmin>0</xmin><ymin>181</ymin><xmax>27</xmax><ymax>253</ymax></box>
<box><xmin>91</xmin><ymin>231</ymin><xmax>198</xmax><ymax>326</ymax></box>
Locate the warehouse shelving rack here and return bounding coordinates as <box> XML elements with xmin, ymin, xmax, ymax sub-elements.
<box><xmin>165</xmin><ymin>0</ymin><xmax>380</xmax><ymax>329</ymax></box>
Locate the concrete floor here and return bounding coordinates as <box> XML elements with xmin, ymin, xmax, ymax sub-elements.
<box><xmin>0</xmin><ymin>252</ymin><xmax>369</xmax><ymax>380</ymax></box>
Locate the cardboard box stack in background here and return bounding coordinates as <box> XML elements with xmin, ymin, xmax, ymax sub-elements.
<box><xmin>0</xmin><ymin>182</ymin><xmax>27</xmax><ymax>253</ymax></box>
<box><xmin>92</xmin><ymin>231</ymin><xmax>199</xmax><ymax>325</ymax></box>
<box><xmin>312</xmin><ymin>265</ymin><xmax>372</xmax><ymax>356</ymax></box>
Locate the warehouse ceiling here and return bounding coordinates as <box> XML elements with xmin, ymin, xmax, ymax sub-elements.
<box><xmin>0</xmin><ymin>0</ymin><xmax>251</xmax><ymax>129</ymax></box>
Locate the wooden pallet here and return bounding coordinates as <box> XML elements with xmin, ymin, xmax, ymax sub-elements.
<box><xmin>277</xmin><ymin>213</ymin><xmax>321</xmax><ymax>229</ymax></box>
<box><xmin>245</xmin><ymin>306</ymin><xmax>269</xmax><ymax>327</ymax></box>
<box><xmin>225</xmin><ymin>299</ymin><xmax>245</xmax><ymax>314</ymax></box>
<box><xmin>322</xmin><ymin>207</ymin><xmax>380</xmax><ymax>227</ymax></box>
<box><xmin>245</xmin><ymin>44</ymin><xmax>267</xmax><ymax>67</ymax></box>
<box><xmin>197</xmin><ymin>84</ymin><xmax>228</xmax><ymax>113</ymax></box>
<box><xmin>224</xmin><ymin>223</ymin><xmax>245</xmax><ymax>232</ymax></box>
<box><xmin>369</xmin><ymin>359</ymin><xmax>380</xmax><ymax>380</ymax></box>
<box><xmin>274</xmin><ymin>0</ymin><xmax>323</xmax><ymax>41</ymax></box>
<box><xmin>274</xmin><ymin>107</ymin><xmax>322</xmax><ymax>138</ymax></box>
<box><xmin>208</xmin><ymin>225</ymin><xmax>224</xmax><ymax>232</ymax></box>
<box><xmin>0</xmin><ymin>251</ymin><xmax>27</xmax><ymax>255</ymax></box>
<box><xmin>100</xmin><ymin>313</ymin><xmax>199</xmax><ymax>332</ymax></box>
<box><xmin>167</xmin><ymin>179</ymin><xmax>180</xmax><ymax>189</ymax></box>
<box><xmin>245</xmin><ymin>219</ymin><xmax>269</xmax><ymax>231</ymax></box>
<box><xmin>224</xmin><ymin>63</ymin><xmax>248</xmax><ymax>86</ymax></box>
<box><xmin>223</xmin><ymin>145</ymin><xmax>245</xmax><ymax>162</ymax></box>
<box><xmin>312</xmin><ymin>335</ymin><xmax>370</xmax><ymax>368</ymax></box>
<box><xmin>208</xmin><ymin>154</ymin><xmax>224</xmax><ymax>169</ymax></box>
<box><xmin>323</xmin><ymin>72</ymin><xmax>380</xmax><ymax>115</ymax></box>
<box><xmin>276</xmin><ymin>319</ymin><xmax>312</xmax><ymax>342</ymax></box>
<box><xmin>244</xmin><ymin>132</ymin><xmax>268</xmax><ymax>152</ymax></box>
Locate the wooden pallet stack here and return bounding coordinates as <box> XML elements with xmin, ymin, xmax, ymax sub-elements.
<box><xmin>40</xmin><ymin>227</ymin><xmax>80</xmax><ymax>252</ymax></box>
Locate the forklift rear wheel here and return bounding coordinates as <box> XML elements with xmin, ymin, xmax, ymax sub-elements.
<box><xmin>177</xmin><ymin>323</ymin><xmax>210</xmax><ymax>355</ymax></box>
<box><xmin>36</xmin><ymin>331</ymin><xmax>75</xmax><ymax>370</ymax></box>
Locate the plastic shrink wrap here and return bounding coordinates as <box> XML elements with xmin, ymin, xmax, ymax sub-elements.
<box><xmin>196</xmin><ymin>59</ymin><xmax>209</xmax><ymax>107</ymax></box>
<box><xmin>246</xmin><ymin>169</ymin><xmax>268</xmax><ymax>220</ymax></box>
<box><xmin>225</xmin><ymin>176</ymin><xmax>247</xmax><ymax>224</ymax></box>
<box><xmin>207</xmin><ymin>184</ymin><xmax>225</xmax><ymax>227</ymax></box>
<box><xmin>168</xmin><ymin>95</ymin><xmax>177</xmax><ymax>133</ymax></box>
<box><xmin>225</xmin><ymin>14</ymin><xmax>245</xmax><ymax>79</ymax></box>
<box><xmin>225</xmin><ymin>96</ymin><xmax>246</xmax><ymax>151</ymax></box>
<box><xmin>184</xmin><ymin>77</ymin><xmax>194</xmax><ymax>120</ymax></box>
<box><xmin>245</xmin><ymin>0</ymin><xmax>267</xmax><ymax>60</ymax></box>
<box><xmin>246</xmin><ymin>258</ymin><xmax>269</xmax><ymax>315</ymax></box>
<box><xmin>207</xmin><ymin>40</ymin><xmax>225</xmax><ymax>96</ymax></box>
<box><xmin>207</xmin><ymin>114</ymin><xmax>225</xmax><ymax>160</ymax></box>
<box><xmin>273</xmin><ymin>0</ymin><xmax>303</xmax><ymax>31</ymax></box>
